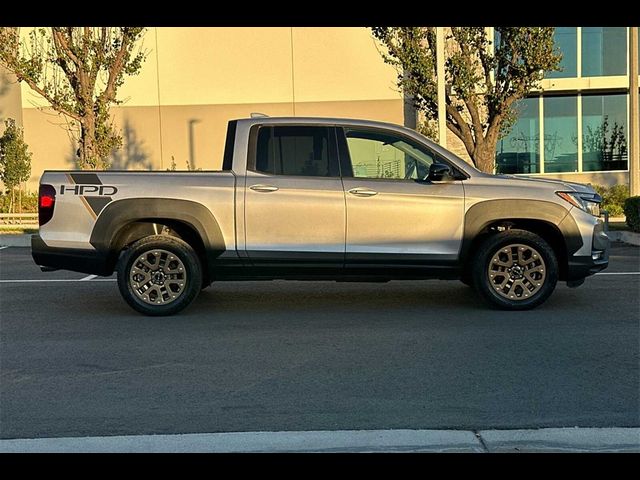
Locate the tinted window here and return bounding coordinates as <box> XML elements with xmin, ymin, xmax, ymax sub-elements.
<box><xmin>344</xmin><ymin>129</ymin><xmax>436</xmax><ymax>180</ymax></box>
<box><xmin>544</xmin><ymin>96</ymin><xmax>578</xmax><ymax>173</ymax></box>
<box><xmin>582</xmin><ymin>93</ymin><xmax>628</xmax><ymax>171</ymax></box>
<box><xmin>546</xmin><ymin>27</ymin><xmax>577</xmax><ymax>79</ymax></box>
<box><xmin>582</xmin><ymin>27</ymin><xmax>627</xmax><ymax>77</ymax></box>
<box><xmin>255</xmin><ymin>126</ymin><xmax>334</xmax><ymax>177</ymax></box>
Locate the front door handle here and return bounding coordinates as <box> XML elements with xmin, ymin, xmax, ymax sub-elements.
<box><xmin>348</xmin><ymin>187</ymin><xmax>378</xmax><ymax>197</ymax></box>
<box><xmin>250</xmin><ymin>184</ymin><xmax>279</xmax><ymax>193</ymax></box>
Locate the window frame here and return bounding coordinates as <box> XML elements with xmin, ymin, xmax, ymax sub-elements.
<box><xmin>247</xmin><ymin>124</ymin><xmax>341</xmax><ymax>178</ymax></box>
<box><xmin>336</xmin><ymin>126</ymin><xmax>466</xmax><ymax>182</ymax></box>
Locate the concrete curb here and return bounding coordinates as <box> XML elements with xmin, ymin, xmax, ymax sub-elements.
<box><xmin>479</xmin><ymin>427</ymin><xmax>640</xmax><ymax>453</ymax></box>
<box><xmin>608</xmin><ymin>230</ymin><xmax>640</xmax><ymax>246</ymax></box>
<box><xmin>0</xmin><ymin>234</ymin><xmax>31</xmax><ymax>247</ymax></box>
<box><xmin>0</xmin><ymin>428</ymin><xmax>638</xmax><ymax>453</ymax></box>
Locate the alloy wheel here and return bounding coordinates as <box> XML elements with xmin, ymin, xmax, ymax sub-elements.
<box><xmin>129</xmin><ymin>249</ymin><xmax>187</xmax><ymax>305</ymax></box>
<box><xmin>487</xmin><ymin>243</ymin><xmax>546</xmax><ymax>301</ymax></box>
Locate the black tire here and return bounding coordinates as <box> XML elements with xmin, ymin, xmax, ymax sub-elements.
<box><xmin>472</xmin><ymin>229</ymin><xmax>558</xmax><ymax>310</ymax></box>
<box><xmin>117</xmin><ymin>235</ymin><xmax>203</xmax><ymax>316</ymax></box>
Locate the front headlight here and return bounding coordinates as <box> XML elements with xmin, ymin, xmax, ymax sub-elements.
<box><xmin>556</xmin><ymin>191</ymin><xmax>601</xmax><ymax>217</ymax></box>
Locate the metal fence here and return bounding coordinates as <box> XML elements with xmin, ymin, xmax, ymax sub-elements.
<box><xmin>0</xmin><ymin>213</ymin><xmax>38</xmax><ymax>229</ymax></box>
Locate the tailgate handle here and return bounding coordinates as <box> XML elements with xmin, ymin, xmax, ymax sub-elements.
<box><xmin>250</xmin><ymin>184</ymin><xmax>279</xmax><ymax>193</ymax></box>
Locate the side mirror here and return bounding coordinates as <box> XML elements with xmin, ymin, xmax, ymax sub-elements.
<box><xmin>428</xmin><ymin>163</ymin><xmax>453</xmax><ymax>182</ymax></box>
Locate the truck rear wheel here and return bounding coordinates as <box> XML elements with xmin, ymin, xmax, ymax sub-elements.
<box><xmin>472</xmin><ymin>229</ymin><xmax>558</xmax><ymax>310</ymax></box>
<box><xmin>117</xmin><ymin>235</ymin><xmax>203</xmax><ymax>316</ymax></box>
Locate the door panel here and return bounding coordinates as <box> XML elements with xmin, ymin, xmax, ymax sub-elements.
<box><xmin>343</xmin><ymin>178</ymin><xmax>464</xmax><ymax>262</ymax></box>
<box><xmin>338</xmin><ymin>126</ymin><xmax>465</xmax><ymax>266</ymax></box>
<box><xmin>243</xmin><ymin>125</ymin><xmax>345</xmax><ymax>267</ymax></box>
<box><xmin>244</xmin><ymin>172</ymin><xmax>345</xmax><ymax>264</ymax></box>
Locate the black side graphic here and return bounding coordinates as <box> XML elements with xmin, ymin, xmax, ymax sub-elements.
<box><xmin>85</xmin><ymin>196</ymin><xmax>112</xmax><ymax>217</ymax></box>
<box><xmin>70</xmin><ymin>173</ymin><xmax>102</xmax><ymax>185</ymax></box>
<box><xmin>66</xmin><ymin>172</ymin><xmax>113</xmax><ymax>218</ymax></box>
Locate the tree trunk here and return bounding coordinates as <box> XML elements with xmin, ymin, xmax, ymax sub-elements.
<box><xmin>18</xmin><ymin>185</ymin><xmax>22</xmax><ymax>213</ymax></box>
<box><xmin>472</xmin><ymin>142</ymin><xmax>498</xmax><ymax>174</ymax></box>
<box><xmin>78</xmin><ymin>115</ymin><xmax>97</xmax><ymax>170</ymax></box>
<box><xmin>10</xmin><ymin>188</ymin><xmax>14</xmax><ymax>214</ymax></box>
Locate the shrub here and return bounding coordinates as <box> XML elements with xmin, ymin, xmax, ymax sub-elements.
<box><xmin>589</xmin><ymin>183</ymin><xmax>629</xmax><ymax>217</ymax></box>
<box><xmin>0</xmin><ymin>191</ymin><xmax>37</xmax><ymax>213</ymax></box>
<box><xmin>624</xmin><ymin>197</ymin><xmax>640</xmax><ymax>233</ymax></box>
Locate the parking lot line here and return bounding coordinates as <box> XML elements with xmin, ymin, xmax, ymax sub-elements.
<box><xmin>0</xmin><ymin>246</ymin><xmax>9</xmax><ymax>250</ymax></box>
<box><xmin>595</xmin><ymin>272</ymin><xmax>640</xmax><ymax>275</ymax></box>
<box><xmin>0</xmin><ymin>279</ymin><xmax>117</xmax><ymax>283</ymax></box>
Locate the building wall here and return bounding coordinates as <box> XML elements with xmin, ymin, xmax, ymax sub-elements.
<box><xmin>0</xmin><ymin>65</ymin><xmax>23</xmax><ymax>133</ymax></box>
<box><xmin>10</xmin><ymin>27</ymin><xmax>404</xmax><ymax>190</ymax></box>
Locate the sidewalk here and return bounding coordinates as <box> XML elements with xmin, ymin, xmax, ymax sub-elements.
<box><xmin>0</xmin><ymin>234</ymin><xmax>31</xmax><ymax>247</ymax></box>
<box><xmin>1</xmin><ymin>428</ymin><xmax>638</xmax><ymax>453</ymax></box>
<box><xmin>607</xmin><ymin>230</ymin><xmax>640</xmax><ymax>246</ymax></box>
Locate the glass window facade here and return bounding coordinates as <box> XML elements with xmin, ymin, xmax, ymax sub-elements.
<box><xmin>496</xmin><ymin>98</ymin><xmax>539</xmax><ymax>174</ymax></box>
<box><xmin>582</xmin><ymin>94</ymin><xmax>628</xmax><ymax>171</ymax></box>
<box><xmin>495</xmin><ymin>93</ymin><xmax>629</xmax><ymax>174</ymax></box>
<box><xmin>546</xmin><ymin>27</ymin><xmax>577</xmax><ymax>78</ymax></box>
<box><xmin>582</xmin><ymin>27</ymin><xmax>627</xmax><ymax>77</ymax></box>
<box><xmin>543</xmin><ymin>96</ymin><xmax>578</xmax><ymax>173</ymax></box>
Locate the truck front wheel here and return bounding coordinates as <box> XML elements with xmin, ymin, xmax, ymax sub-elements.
<box><xmin>472</xmin><ymin>229</ymin><xmax>558</xmax><ymax>310</ymax></box>
<box><xmin>117</xmin><ymin>235</ymin><xmax>203</xmax><ymax>316</ymax></box>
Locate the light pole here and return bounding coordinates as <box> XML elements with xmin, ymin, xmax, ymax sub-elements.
<box><xmin>629</xmin><ymin>27</ymin><xmax>639</xmax><ymax>196</ymax></box>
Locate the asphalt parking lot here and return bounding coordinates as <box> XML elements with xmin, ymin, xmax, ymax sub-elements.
<box><xmin>0</xmin><ymin>243</ymin><xmax>638</xmax><ymax>441</ymax></box>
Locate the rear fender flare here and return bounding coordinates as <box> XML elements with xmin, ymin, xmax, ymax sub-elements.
<box><xmin>90</xmin><ymin>198</ymin><xmax>225</xmax><ymax>272</ymax></box>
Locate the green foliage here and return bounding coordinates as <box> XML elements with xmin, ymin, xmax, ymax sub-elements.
<box><xmin>0</xmin><ymin>191</ymin><xmax>37</xmax><ymax>213</ymax></box>
<box><xmin>416</xmin><ymin>120</ymin><xmax>439</xmax><ymax>142</ymax></box>
<box><xmin>0</xmin><ymin>118</ymin><xmax>32</xmax><ymax>213</ymax></box>
<box><xmin>590</xmin><ymin>183</ymin><xmax>630</xmax><ymax>217</ymax></box>
<box><xmin>623</xmin><ymin>197</ymin><xmax>640</xmax><ymax>232</ymax></box>
<box><xmin>0</xmin><ymin>119</ymin><xmax>32</xmax><ymax>190</ymax></box>
<box><xmin>371</xmin><ymin>27</ymin><xmax>561</xmax><ymax>173</ymax></box>
<box><xmin>0</xmin><ymin>27</ymin><xmax>147</xmax><ymax>170</ymax></box>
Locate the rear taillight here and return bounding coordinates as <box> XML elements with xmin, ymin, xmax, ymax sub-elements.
<box><xmin>39</xmin><ymin>184</ymin><xmax>56</xmax><ymax>226</ymax></box>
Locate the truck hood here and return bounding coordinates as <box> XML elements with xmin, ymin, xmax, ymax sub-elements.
<box><xmin>493</xmin><ymin>174</ymin><xmax>595</xmax><ymax>194</ymax></box>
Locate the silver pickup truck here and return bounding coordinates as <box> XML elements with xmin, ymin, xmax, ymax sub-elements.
<box><xmin>32</xmin><ymin>116</ymin><xmax>609</xmax><ymax>315</ymax></box>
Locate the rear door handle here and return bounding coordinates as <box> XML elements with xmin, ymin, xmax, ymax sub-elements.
<box><xmin>249</xmin><ymin>184</ymin><xmax>279</xmax><ymax>193</ymax></box>
<box><xmin>348</xmin><ymin>187</ymin><xmax>378</xmax><ymax>197</ymax></box>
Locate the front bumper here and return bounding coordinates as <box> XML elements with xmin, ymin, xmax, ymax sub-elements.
<box><xmin>566</xmin><ymin>220</ymin><xmax>609</xmax><ymax>281</ymax></box>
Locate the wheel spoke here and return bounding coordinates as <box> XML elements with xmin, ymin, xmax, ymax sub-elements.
<box><xmin>492</xmin><ymin>258</ymin><xmax>512</xmax><ymax>268</ymax></box>
<box><xmin>137</xmin><ymin>254</ymin><xmax>157</xmax><ymax>271</ymax></box>
<box><xmin>131</xmin><ymin>267</ymin><xmax>151</xmax><ymax>283</ymax></box>
<box><xmin>526</xmin><ymin>264</ymin><xmax>544</xmax><ymax>274</ymax></box>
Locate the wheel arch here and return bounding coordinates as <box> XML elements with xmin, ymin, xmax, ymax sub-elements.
<box><xmin>460</xmin><ymin>199</ymin><xmax>582</xmax><ymax>281</ymax></box>
<box><xmin>90</xmin><ymin>198</ymin><xmax>225</xmax><ymax>281</ymax></box>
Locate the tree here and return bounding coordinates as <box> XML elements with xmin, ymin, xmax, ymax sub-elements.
<box><xmin>0</xmin><ymin>27</ymin><xmax>146</xmax><ymax>170</ymax></box>
<box><xmin>0</xmin><ymin>118</ymin><xmax>32</xmax><ymax>213</ymax></box>
<box><xmin>372</xmin><ymin>27</ymin><xmax>562</xmax><ymax>173</ymax></box>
